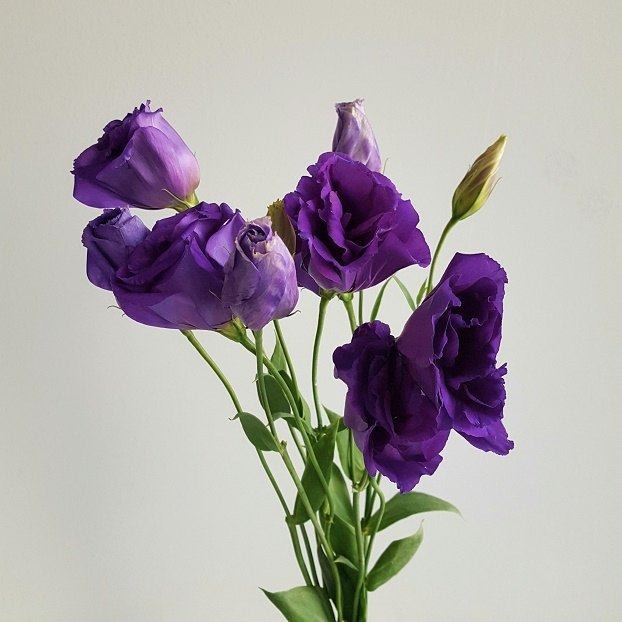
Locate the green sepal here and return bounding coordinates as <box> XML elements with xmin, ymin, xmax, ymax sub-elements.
<box><xmin>366</xmin><ymin>524</ymin><xmax>424</xmax><ymax>591</ymax></box>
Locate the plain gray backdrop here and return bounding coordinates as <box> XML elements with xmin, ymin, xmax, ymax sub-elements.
<box><xmin>1</xmin><ymin>1</ymin><xmax>620</xmax><ymax>620</ymax></box>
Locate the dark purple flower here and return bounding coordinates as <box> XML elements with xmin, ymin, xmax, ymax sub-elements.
<box><xmin>112</xmin><ymin>202</ymin><xmax>244</xmax><ymax>330</ymax></box>
<box><xmin>283</xmin><ymin>153</ymin><xmax>430</xmax><ymax>294</ymax></box>
<box><xmin>72</xmin><ymin>102</ymin><xmax>200</xmax><ymax>210</ymax></box>
<box><xmin>333</xmin><ymin>321</ymin><xmax>448</xmax><ymax>493</ymax></box>
<box><xmin>332</xmin><ymin>99</ymin><xmax>381</xmax><ymax>172</ymax></box>
<box><xmin>221</xmin><ymin>217</ymin><xmax>299</xmax><ymax>330</ymax></box>
<box><xmin>398</xmin><ymin>253</ymin><xmax>513</xmax><ymax>454</ymax></box>
<box><xmin>82</xmin><ymin>208</ymin><xmax>149</xmax><ymax>290</ymax></box>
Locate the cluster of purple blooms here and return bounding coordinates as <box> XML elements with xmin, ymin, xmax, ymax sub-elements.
<box><xmin>74</xmin><ymin>99</ymin><xmax>512</xmax><ymax>494</ymax></box>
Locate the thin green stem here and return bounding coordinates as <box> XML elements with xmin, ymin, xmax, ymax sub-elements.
<box><xmin>364</xmin><ymin>477</ymin><xmax>385</xmax><ymax>571</ymax></box>
<box><xmin>300</xmin><ymin>524</ymin><xmax>320</xmax><ymax>586</ymax></box>
<box><xmin>182</xmin><ymin>330</ymin><xmax>311</xmax><ymax>586</ymax></box>
<box><xmin>274</xmin><ymin>319</ymin><xmax>299</xmax><ymax>393</ymax></box>
<box><xmin>341</xmin><ymin>297</ymin><xmax>358</xmax><ymax>333</ymax></box>
<box><xmin>182</xmin><ymin>330</ymin><xmax>243</xmax><ymax>413</ymax></box>
<box><xmin>426</xmin><ymin>219</ymin><xmax>456</xmax><ymax>295</ymax></box>
<box><xmin>312</xmin><ymin>297</ymin><xmax>331</xmax><ymax>428</ymax></box>
<box><xmin>357</xmin><ymin>291</ymin><xmax>364</xmax><ymax>326</ymax></box>
<box><xmin>352</xmin><ymin>489</ymin><xmax>366</xmax><ymax>621</ymax></box>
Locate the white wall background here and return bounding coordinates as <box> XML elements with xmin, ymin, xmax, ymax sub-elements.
<box><xmin>1</xmin><ymin>1</ymin><xmax>620</xmax><ymax>620</ymax></box>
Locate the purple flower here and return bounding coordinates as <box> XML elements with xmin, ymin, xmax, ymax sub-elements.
<box><xmin>398</xmin><ymin>253</ymin><xmax>513</xmax><ymax>454</ymax></box>
<box><xmin>72</xmin><ymin>102</ymin><xmax>200</xmax><ymax>210</ymax></box>
<box><xmin>333</xmin><ymin>321</ymin><xmax>448</xmax><ymax>493</ymax></box>
<box><xmin>283</xmin><ymin>153</ymin><xmax>430</xmax><ymax>294</ymax></box>
<box><xmin>332</xmin><ymin>99</ymin><xmax>382</xmax><ymax>172</ymax></box>
<box><xmin>82</xmin><ymin>208</ymin><xmax>149</xmax><ymax>290</ymax></box>
<box><xmin>111</xmin><ymin>202</ymin><xmax>244</xmax><ymax>330</ymax></box>
<box><xmin>221</xmin><ymin>217</ymin><xmax>299</xmax><ymax>330</ymax></box>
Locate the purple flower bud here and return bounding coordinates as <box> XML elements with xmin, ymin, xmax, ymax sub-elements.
<box><xmin>222</xmin><ymin>217</ymin><xmax>298</xmax><ymax>330</ymax></box>
<box><xmin>82</xmin><ymin>208</ymin><xmax>149</xmax><ymax>290</ymax></box>
<box><xmin>111</xmin><ymin>202</ymin><xmax>244</xmax><ymax>330</ymax></box>
<box><xmin>72</xmin><ymin>102</ymin><xmax>200</xmax><ymax>210</ymax></box>
<box><xmin>332</xmin><ymin>99</ymin><xmax>382</xmax><ymax>172</ymax></box>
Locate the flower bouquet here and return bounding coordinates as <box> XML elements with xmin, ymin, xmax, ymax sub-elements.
<box><xmin>72</xmin><ymin>99</ymin><xmax>512</xmax><ymax>621</ymax></box>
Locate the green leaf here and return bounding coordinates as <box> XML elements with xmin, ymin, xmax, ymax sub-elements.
<box><xmin>415</xmin><ymin>278</ymin><xmax>428</xmax><ymax>307</ymax></box>
<box><xmin>270</xmin><ymin>334</ymin><xmax>287</xmax><ymax>372</ymax></box>
<box><xmin>328</xmin><ymin>464</ymin><xmax>354</xmax><ymax>525</ymax></box>
<box><xmin>238</xmin><ymin>412</ymin><xmax>278</xmax><ymax>452</ymax></box>
<box><xmin>369</xmin><ymin>279</ymin><xmax>392</xmax><ymax>321</ymax></box>
<box><xmin>326</xmin><ymin>408</ymin><xmax>365</xmax><ymax>483</ymax></box>
<box><xmin>393</xmin><ymin>276</ymin><xmax>415</xmax><ymax>310</ymax></box>
<box><xmin>279</xmin><ymin>413</ymin><xmax>314</xmax><ymax>437</ymax></box>
<box><xmin>262</xmin><ymin>586</ymin><xmax>334</xmax><ymax>621</ymax></box>
<box><xmin>366</xmin><ymin>525</ymin><xmax>424</xmax><ymax>591</ymax></box>
<box><xmin>292</xmin><ymin>422</ymin><xmax>338</xmax><ymax>523</ymax></box>
<box><xmin>368</xmin><ymin>492</ymin><xmax>460</xmax><ymax>532</ymax></box>
<box><xmin>261</xmin><ymin>373</ymin><xmax>291</xmax><ymax>414</ymax></box>
<box><xmin>335</xmin><ymin>555</ymin><xmax>358</xmax><ymax>571</ymax></box>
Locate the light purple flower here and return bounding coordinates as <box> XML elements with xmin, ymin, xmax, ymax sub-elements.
<box><xmin>72</xmin><ymin>102</ymin><xmax>200</xmax><ymax>210</ymax></box>
<box><xmin>82</xmin><ymin>208</ymin><xmax>149</xmax><ymax>290</ymax></box>
<box><xmin>221</xmin><ymin>217</ymin><xmax>299</xmax><ymax>330</ymax></box>
<box><xmin>332</xmin><ymin>99</ymin><xmax>382</xmax><ymax>172</ymax></box>
<box><xmin>111</xmin><ymin>202</ymin><xmax>244</xmax><ymax>330</ymax></box>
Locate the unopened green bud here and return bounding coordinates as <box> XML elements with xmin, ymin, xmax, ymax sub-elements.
<box><xmin>451</xmin><ymin>135</ymin><xmax>507</xmax><ymax>221</ymax></box>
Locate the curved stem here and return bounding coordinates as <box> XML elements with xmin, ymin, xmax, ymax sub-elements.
<box><xmin>182</xmin><ymin>330</ymin><xmax>243</xmax><ymax>412</ymax></box>
<box><xmin>312</xmin><ymin>297</ymin><xmax>331</xmax><ymax>428</ymax></box>
<box><xmin>182</xmin><ymin>329</ymin><xmax>311</xmax><ymax>586</ymax></box>
<box><xmin>426</xmin><ymin>219</ymin><xmax>456</xmax><ymax>295</ymax></box>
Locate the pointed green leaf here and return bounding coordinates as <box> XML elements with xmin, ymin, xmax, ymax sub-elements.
<box><xmin>369</xmin><ymin>492</ymin><xmax>460</xmax><ymax>532</ymax></box>
<box><xmin>292</xmin><ymin>422</ymin><xmax>338</xmax><ymax>523</ymax></box>
<box><xmin>238</xmin><ymin>412</ymin><xmax>278</xmax><ymax>452</ymax></box>
<box><xmin>270</xmin><ymin>334</ymin><xmax>287</xmax><ymax>372</ymax></box>
<box><xmin>369</xmin><ymin>279</ymin><xmax>392</xmax><ymax>321</ymax></box>
<box><xmin>325</xmin><ymin>408</ymin><xmax>365</xmax><ymax>483</ymax></box>
<box><xmin>393</xmin><ymin>276</ymin><xmax>415</xmax><ymax>310</ymax></box>
<box><xmin>262</xmin><ymin>586</ymin><xmax>334</xmax><ymax>621</ymax></box>
<box><xmin>261</xmin><ymin>373</ymin><xmax>291</xmax><ymax>414</ymax></box>
<box><xmin>335</xmin><ymin>555</ymin><xmax>358</xmax><ymax>571</ymax></box>
<box><xmin>366</xmin><ymin>525</ymin><xmax>424</xmax><ymax>591</ymax></box>
<box><xmin>415</xmin><ymin>278</ymin><xmax>429</xmax><ymax>306</ymax></box>
<box><xmin>328</xmin><ymin>464</ymin><xmax>354</xmax><ymax>525</ymax></box>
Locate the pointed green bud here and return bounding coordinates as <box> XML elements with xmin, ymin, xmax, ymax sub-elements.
<box><xmin>451</xmin><ymin>135</ymin><xmax>507</xmax><ymax>221</ymax></box>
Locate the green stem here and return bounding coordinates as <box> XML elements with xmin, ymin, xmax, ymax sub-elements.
<box><xmin>274</xmin><ymin>319</ymin><xmax>299</xmax><ymax>393</ymax></box>
<box><xmin>240</xmin><ymin>336</ymin><xmax>335</xmax><ymax>537</ymax></box>
<box><xmin>341</xmin><ymin>297</ymin><xmax>358</xmax><ymax>333</ymax></box>
<box><xmin>426</xmin><ymin>219</ymin><xmax>456</xmax><ymax>295</ymax></box>
<box><xmin>352</xmin><ymin>489</ymin><xmax>366</xmax><ymax>621</ymax></box>
<box><xmin>364</xmin><ymin>477</ymin><xmax>385</xmax><ymax>571</ymax></box>
<box><xmin>300</xmin><ymin>524</ymin><xmax>320</xmax><ymax>586</ymax></box>
<box><xmin>182</xmin><ymin>330</ymin><xmax>243</xmax><ymax>412</ymax></box>
<box><xmin>357</xmin><ymin>291</ymin><xmax>364</xmax><ymax>326</ymax></box>
<box><xmin>312</xmin><ymin>297</ymin><xmax>331</xmax><ymax>427</ymax></box>
<box><xmin>181</xmin><ymin>330</ymin><xmax>312</xmax><ymax>586</ymax></box>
